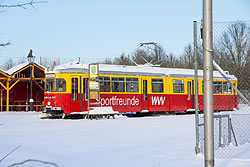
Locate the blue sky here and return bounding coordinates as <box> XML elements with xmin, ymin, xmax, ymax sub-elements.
<box><xmin>0</xmin><ymin>0</ymin><xmax>249</xmax><ymax>64</ymax></box>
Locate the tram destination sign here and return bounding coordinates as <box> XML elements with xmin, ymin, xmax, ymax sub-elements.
<box><xmin>46</xmin><ymin>73</ymin><xmax>55</xmax><ymax>78</ymax></box>
<box><xmin>89</xmin><ymin>81</ymin><xmax>99</xmax><ymax>90</ymax></box>
<box><xmin>89</xmin><ymin>64</ymin><xmax>99</xmax><ymax>79</ymax></box>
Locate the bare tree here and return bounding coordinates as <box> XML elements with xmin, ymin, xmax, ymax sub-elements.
<box><xmin>178</xmin><ymin>43</ymin><xmax>194</xmax><ymax>69</ymax></box>
<box><xmin>153</xmin><ymin>44</ymin><xmax>167</xmax><ymax>63</ymax></box>
<box><xmin>218</xmin><ymin>22</ymin><xmax>250</xmax><ymax>69</ymax></box>
<box><xmin>161</xmin><ymin>53</ymin><xmax>178</xmax><ymax>68</ymax></box>
<box><xmin>102</xmin><ymin>58</ymin><xmax>112</xmax><ymax>64</ymax></box>
<box><xmin>7</xmin><ymin>159</ymin><xmax>59</xmax><ymax>167</ymax></box>
<box><xmin>0</xmin><ymin>0</ymin><xmax>47</xmax><ymax>47</ymax></box>
<box><xmin>215</xmin><ymin>22</ymin><xmax>250</xmax><ymax>90</ymax></box>
<box><xmin>0</xmin><ymin>41</ymin><xmax>11</xmax><ymax>47</ymax></box>
<box><xmin>18</xmin><ymin>56</ymin><xmax>26</xmax><ymax>64</ymax></box>
<box><xmin>113</xmin><ymin>53</ymin><xmax>132</xmax><ymax>65</ymax></box>
<box><xmin>3</xmin><ymin>58</ymin><xmax>16</xmax><ymax>70</ymax></box>
<box><xmin>132</xmin><ymin>48</ymin><xmax>153</xmax><ymax>65</ymax></box>
<box><xmin>0</xmin><ymin>0</ymin><xmax>47</xmax><ymax>10</ymax></box>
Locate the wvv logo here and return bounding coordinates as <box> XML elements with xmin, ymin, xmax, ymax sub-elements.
<box><xmin>151</xmin><ymin>96</ymin><xmax>166</xmax><ymax>105</ymax></box>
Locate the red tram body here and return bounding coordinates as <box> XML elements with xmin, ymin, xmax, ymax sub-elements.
<box><xmin>44</xmin><ymin>62</ymin><xmax>237</xmax><ymax>116</ymax></box>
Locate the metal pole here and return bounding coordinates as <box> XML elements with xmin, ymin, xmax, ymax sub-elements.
<box><xmin>228</xmin><ymin>116</ymin><xmax>232</xmax><ymax>144</ymax></box>
<box><xmin>203</xmin><ymin>0</ymin><xmax>214</xmax><ymax>166</ymax></box>
<box><xmin>30</xmin><ymin>64</ymin><xmax>34</xmax><ymax>111</ymax></box>
<box><xmin>194</xmin><ymin>20</ymin><xmax>200</xmax><ymax>154</ymax></box>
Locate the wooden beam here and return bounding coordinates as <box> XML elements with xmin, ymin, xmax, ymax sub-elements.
<box><xmin>0</xmin><ymin>70</ymin><xmax>9</xmax><ymax>77</ymax></box>
<box><xmin>32</xmin><ymin>64</ymin><xmax>35</xmax><ymax>78</ymax></box>
<box><xmin>9</xmin><ymin>80</ymin><xmax>20</xmax><ymax>90</ymax></box>
<box><xmin>0</xmin><ymin>89</ymin><xmax>2</xmax><ymax>111</ymax></box>
<box><xmin>11</xmin><ymin>65</ymin><xmax>30</xmax><ymax>77</ymax></box>
<box><xmin>34</xmin><ymin>80</ymin><xmax>44</xmax><ymax>91</ymax></box>
<box><xmin>33</xmin><ymin>63</ymin><xmax>45</xmax><ymax>72</ymax></box>
<box><xmin>10</xmin><ymin>78</ymin><xmax>45</xmax><ymax>81</ymax></box>
<box><xmin>0</xmin><ymin>81</ymin><xmax>7</xmax><ymax>90</ymax></box>
<box><xmin>6</xmin><ymin>80</ymin><xmax>9</xmax><ymax>112</ymax></box>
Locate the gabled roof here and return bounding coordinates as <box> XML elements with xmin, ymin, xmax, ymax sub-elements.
<box><xmin>6</xmin><ymin>62</ymin><xmax>45</xmax><ymax>76</ymax></box>
<box><xmin>0</xmin><ymin>69</ymin><xmax>9</xmax><ymax>78</ymax></box>
<box><xmin>6</xmin><ymin>62</ymin><xmax>30</xmax><ymax>75</ymax></box>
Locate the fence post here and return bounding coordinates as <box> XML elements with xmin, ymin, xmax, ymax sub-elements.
<box><xmin>228</xmin><ymin>116</ymin><xmax>232</xmax><ymax>144</ymax></box>
<box><xmin>203</xmin><ymin>0</ymin><xmax>214</xmax><ymax>166</ymax></box>
<box><xmin>219</xmin><ymin>117</ymin><xmax>222</xmax><ymax>147</ymax></box>
<box><xmin>194</xmin><ymin>20</ymin><xmax>200</xmax><ymax>154</ymax></box>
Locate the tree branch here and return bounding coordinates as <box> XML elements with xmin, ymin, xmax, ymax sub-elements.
<box><xmin>0</xmin><ymin>0</ymin><xmax>47</xmax><ymax>9</ymax></box>
<box><xmin>0</xmin><ymin>145</ymin><xmax>21</xmax><ymax>163</ymax></box>
<box><xmin>0</xmin><ymin>41</ymin><xmax>11</xmax><ymax>47</ymax></box>
<box><xmin>7</xmin><ymin>159</ymin><xmax>59</xmax><ymax>167</ymax></box>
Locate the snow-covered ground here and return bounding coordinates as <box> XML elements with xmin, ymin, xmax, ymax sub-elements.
<box><xmin>0</xmin><ymin>112</ymin><xmax>250</xmax><ymax>167</ymax></box>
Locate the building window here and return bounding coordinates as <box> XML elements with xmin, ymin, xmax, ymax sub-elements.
<box><xmin>126</xmin><ymin>78</ymin><xmax>138</xmax><ymax>92</ymax></box>
<box><xmin>173</xmin><ymin>79</ymin><xmax>184</xmax><ymax>93</ymax></box>
<box><xmin>152</xmin><ymin>78</ymin><xmax>163</xmax><ymax>93</ymax></box>
<box><xmin>100</xmin><ymin>77</ymin><xmax>110</xmax><ymax>92</ymax></box>
<box><xmin>112</xmin><ymin>77</ymin><xmax>125</xmax><ymax>92</ymax></box>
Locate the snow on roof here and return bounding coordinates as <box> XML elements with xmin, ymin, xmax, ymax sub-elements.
<box><xmin>5</xmin><ymin>62</ymin><xmax>29</xmax><ymax>75</ymax></box>
<box><xmin>0</xmin><ymin>68</ymin><xmax>8</xmax><ymax>76</ymax></box>
<box><xmin>49</xmin><ymin>62</ymin><xmax>237</xmax><ymax>80</ymax></box>
<box><xmin>5</xmin><ymin>62</ymin><xmax>45</xmax><ymax>75</ymax></box>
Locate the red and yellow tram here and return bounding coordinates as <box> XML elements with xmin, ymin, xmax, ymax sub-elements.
<box><xmin>44</xmin><ymin>62</ymin><xmax>237</xmax><ymax>116</ymax></box>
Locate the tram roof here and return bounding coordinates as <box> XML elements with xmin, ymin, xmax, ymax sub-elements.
<box><xmin>48</xmin><ymin>61</ymin><xmax>237</xmax><ymax>80</ymax></box>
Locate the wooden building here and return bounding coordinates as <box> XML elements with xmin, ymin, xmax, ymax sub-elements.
<box><xmin>0</xmin><ymin>62</ymin><xmax>45</xmax><ymax>111</ymax></box>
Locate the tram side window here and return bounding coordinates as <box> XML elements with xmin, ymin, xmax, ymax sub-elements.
<box><xmin>202</xmin><ymin>81</ymin><xmax>224</xmax><ymax>94</ymax></box>
<box><xmin>72</xmin><ymin>78</ymin><xmax>78</xmax><ymax>101</ymax></box>
<box><xmin>100</xmin><ymin>77</ymin><xmax>110</xmax><ymax>92</ymax></box>
<box><xmin>45</xmin><ymin>79</ymin><xmax>66</xmax><ymax>92</ymax></box>
<box><xmin>46</xmin><ymin>79</ymin><xmax>53</xmax><ymax>92</ymax></box>
<box><xmin>223</xmin><ymin>82</ymin><xmax>232</xmax><ymax>94</ymax></box>
<box><xmin>213</xmin><ymin>81</ymin><xmax>222</xmax><ymax>94</ymax></box>
<box><xmin>57</xmin><ymin>79</ymin><xmax>66</xmax><ymax>92</ymax></box>
<box><xmin>173</xmin><ymin>79</ymin><xmax>184</xmax><ymax>93</ymax></box>
<box><xmin>112</xmin><ymin>77</ymin><xmax>125</xmax><ymax>92</ymax></box>
<box><xmin>152</xmin><ymin>78</ymin><xmax>163</xmax><ymax>93</ymax></box>
<box><xmin>126</xmin><ymin>78</ymin><xmax>139</xmax><ymax>92</ymax></box>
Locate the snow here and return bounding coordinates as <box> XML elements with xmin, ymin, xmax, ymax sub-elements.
<box><xmin>5</xmin><ymin>62</ymin><xmax>30</xmax><ymax>75</ymax></box>
<box><xmin>79</xmin><ymin>107</ymin><xmax>119</xmax><ymax>115</ymax></box>
<box><xmin>0</xmin><ymin>112</ymin><xmax>249</xmax><ymax>167</ymax></box>
<box><xmin>5</xmin><ymin>61</ymin><xmax>45</xmax><ymax>75</ymax></box>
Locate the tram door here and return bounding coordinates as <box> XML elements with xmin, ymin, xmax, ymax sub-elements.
<box><xmin>187</xmin><ymin>80</ymin><xmax>194</xmax><ymax>109</ymax></box>
<box><xmin>70</xmin><ymin>76</ymin><xmax>80</xmax><ymax>113</ymax></box>
<box><xmin>141</xmin><ymin>79</ymin><xmax>148</xmax><ymax>110</ymax></box>
<box><xmin>233</xmin><ymin>83</ymin><xmax>236</xmax><ymax>108</ymax></box>
<box><xmin>82</xmin><ymin>78</ymin><xmax>89</xmax><ymax>111</ymax></box>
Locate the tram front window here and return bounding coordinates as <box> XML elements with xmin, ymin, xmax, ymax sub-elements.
<box><xmin>46</xmin><ymin>79</ymin><xmax>66</xmax><ymax>92</ymax></box>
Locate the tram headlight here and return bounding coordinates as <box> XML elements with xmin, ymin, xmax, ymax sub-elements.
<box><xmin>47</xmin><ymin>100</ymin><xmax>51</xmax><ymax>106</ymax></box>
